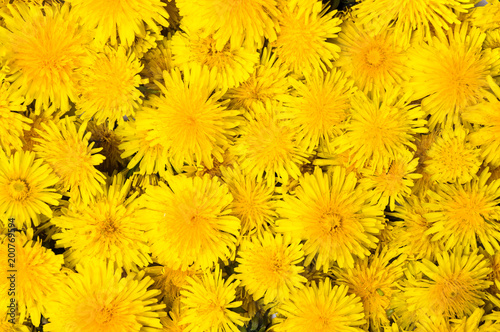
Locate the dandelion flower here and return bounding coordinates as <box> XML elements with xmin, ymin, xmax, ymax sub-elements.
<box><xmin>0</xmin><ymin>150</ymin><xmax>60</xmax><ymax>228</ymax></box>
<box><xmin>273</xmin><ymin>280</ymin><xmax>365</xmax><ymax>332</ymax></box>
<box><xmin>360</xmin><ymin>150</ymin><xmax>421</xmax><ymax>211</ymax></box>
<box><xmin>220</xmin><ymin>166</ymin><xmax>277</xmax><ymax>236</ymax></box>
<box><xmin>355</xmin><ymin>0</ymin><xmax>472</xmax><ymax>45</ymax></box>
<box><xmin>273</xmin><ymin>1</ymin><xmax>342</xmax><ymax>76</ymax></box>
<box><xmin>334</xmin><ymin>249</ymin><xmax>406</xmax><ymax>332</ymax></box>
<box><xmin>280</xmin><ymin>69</ymin><xmax>356</xmax><ymax>152</ymax></box>
<box><xmin>180</xmin><ymin>267</ymin><xmax>246</xmax><ymax>332</ymax></box>
<box><xmin>334</xmin><ymin>22</ymin><xmax>409</xmax><ymax>93</ymax></box>
<box><xmin>407</xmin><ymin>23</ymin><xmax>500</xmax><ymax>129</ymax></box>
<box><xmin>277</xmin><ymin>167</ymin><xmax>385</xmax><ymax>271</ymax></box>
<box><xmin>333</xmin><ymin>89</ymin><xmax>428</xmax><ymax>173</ymax></box>
<box><xmin>0</xmin><ymin>230</ymin><xmax>63</xmax><ymax>326</ymax></box>
<box><xmin>424</xmin><ymin>169</ymin><xmax>500</xmax><ymax>255</ymax></box>
<box><xmin>139</xmin><ymin>66</ymin><xmax>240</xmax><ymax>171</ymax></box>
<box><xmin>232</xmin><ymin>104</ymin><xmax>310</xmax><ymax>187</ymax></box>
<box><xmin>424</xmin><ymin>125</ymin><xmax>482</xmax><ymax>184</ymax></box>
<box><xmin>76</xmin><ymin>46</ymin><xmax>147</xmax><ymax>127</ymax></box>
<box><xmin>33</xmin><ymin>117</ymin><xmax>106</xmax><ymax>205</ymax></box>
<box><xmin>171</xmin><ymin>29</ymin><xmax>259</xmax><ymax>90</ymax></box>
<box><xmin>404</xmin><ymin>247</ymin><xmax>492</xmax><ymax>318</ymax></box>
<box><xmin>141</xmin><ymin>38</ymin><xmax>174</xmax><ymax>89</ymax></box>
<box><xmin>140</xmin><ymin>174</ymin><xmax>240</xmax><ymax>271</ymax></box>
<box><xmin>0</xmin><ymin>3</ymin><xmax>93</xmax><ymax>113</ymax></box>
<box><xmin>415</xmin><ymin>307</ymin><xmax>486</xmax><ymax>331</ymax></box>
<box><xmin>176</xmin><ymin>0</ymin><xmax>280</xmax><ymax>51</ymax></box>
<box><xmin>44</xmin><ymin>260</ymin><xmax>165</xmax><ymax>332</ymax></box>
<box><xmin>235</xmin><ymin>233</ymin><xmax>307</xmax><ymax>304</ymax></box>
<box><xmin>67</xmin><ymin>0</ymin><xmax>169</xmax><ymax>46</ymax></box>
<box><xmin>225</xmin><ymin>47</ymin><xmax>291</xmax><ymax>114</ymax></box>
<box><xmin>472</xmin><ymin>0</ymin><xmax>500</xmax><ymax>31</ymax></box>
<box><xmin>463</xmin><ymin>76</ymin><xmax>500</xmax><ymax>168</ymax></box>
<box><xmin>51</xmin><ymin>174</ymin><xmax>152</xmax><ymax>271</ymax></box>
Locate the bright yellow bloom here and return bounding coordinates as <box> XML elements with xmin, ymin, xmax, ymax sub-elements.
<box><xmin>220</xmin><ymin>166</ymin><xmax>276</xmax><ymax>236</ymax></box>
<box><xmin>235</xmin><ymin>233</ymin><xmax>307</xmax><ymax>304</ymax></box>
<box><xmin>140</xmin><ymin>174</ymin><xmax>240</xmax><ymax>271</ymax></box>
<box><xmin>415</xmin><ymin>307</ymin><xmax>487</xmax><ymax>332</ymax></box>
<box><xmin>408</xmin><ymin>23</ymin><xmax>500</xmax><ymax>129</ymax></box>
<box><xmin>232</xmin><ymin>104</ymin><xmax>310</xmax><ymax>187</ymax></box>
<box><xmin>273</xmin><ymin>280</ymin><xmax>366</xmax><ymax>332</ymax></box>
<box><xmin>138</xmin><ymin>66</ymin><xmax>240</xmax><ymax>171</ymax></box>
<box><xmin>335</xmin><ymin>22</ymin><xmax>409</xmax><ymax>93</ymax></box>
<box><xmin>280</xmin><ymin>69</ymin><xmax>356</xmax><ymax>152</ymax></box>
<box><xmin>333</xmin><ymin>89</ymin><xmax>428</xmax><ymax>173</ymax></box>
<box><xmin>140</xmin><ymin>38</ymin><xmax>174</xmax><ymax>90</ymax></box>
<box><xmin>0</xmin><ymin>230</ymin><xmax>63</xmax><ymax>326</ymax></box>
<box><xmin>355</xmin><ymin>0</ymin><xmax>472</xmax><ymax>45</ymax></box>
<box><xmin>277</xmin><ymin>167</ymin><xmax>385</xmax><ymax>271</ymax></box>
<box><xmin>52</xmin><ymin>174</ymin><xmax>152</xmax><ymax>271</ymax></box>
<box><xmin>67</xmin><ymin>0</ymin><xmax>169</xmax><ymax>47</ymax></box>
<box><xmin>33</xmin><ymin>117</ymin><xmax>106</xmax><ymax>206</ymax></box>
<box><xmin>176</xmin><ymin>0</ymin><xmax>280</xmax><ymax>51</ymax></box>
<box><xmin>76</xmin><ymin>46</ymin><xmax>147</xmax><ymax>127</ymax></box>
<box><xmin>45</xmin><ymin>260</ymin><xmax>165</xmax><ymax>332</ymax></box>
<box><xmin>334</xmin><ymin>249</ymin><xmax>406</xmax><ymax>332</ymax></box>
<box><xmin>0</xmin><ymin>151</ymin><xmax>60</xmax><ymax>228</ymax></box>
<box><xmin>171</xmin><ymin>29</ymin><xmax>260</xmax><ymax>90</ymax></box>
<box><xmin>404</xmin><ymin>247</ymin><xmax>491</xmax><ymax>319</ymax></box>
<box><xmin>424</xmin><ymin>169</ymin><xmax>500</xmax><ymax>255</ymax></box>
<box><xmin>424</xmin><ymin>125</ymin><xmax>482</xmax><ymax>184</ymax></box>
<box><xmin>472</xmin><ymin>0</ymin><xmax>500</xmax><ymax>31</ymax></box>
<box><xmin>179</xmin><ymin>267</ymin><xmax>246</xmax><ymax>332</ymax></box>
<box><xmin>273</xmin><ymin>0</ymin><xmax>342</xmax><ymax>76</ymax></box>
<box><xmin>0</xmin><ymin>3</ymin><xmax>93</xmax><ymax>114</ymax></box>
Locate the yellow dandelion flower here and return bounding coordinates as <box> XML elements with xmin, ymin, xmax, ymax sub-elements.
<box><xmin>273</xmin><ymin>0</ymin><xmax>342</xmax><ymax>76</ymax></box>
<box><xmin>176</xmin><ymin>0</ymin><xmax>279</xmax><ymax>51</ymax></box>
<box><xmin>76</xmin><ymin>46</ymin><xmax>147</xmax><ymax>127</ymax></box>
<box><xmin>45</xmin><ymin>260</ymin><xmax>165</xmax><ymax>332</ymax></box>
<box><xmin>140</xmin><ymin>174</ymin><xmax>240</xmax><ymax>271</ymax></box>
<box><xmin>333</xmin><ymin>89</ymin><xmax>428</xmax><ymax>173</ymax></box>
<box><xmin>141</xmin><ymin>38</ymin><xmax>174</xmax><ymax>89</ymax></box>
<box><xmin>277</xmin><ymin>167</ymin><xmax>385</xmax><ymax>271</ymax></box>
<box><xmin>87</xmin><ymin>121</ymin><xmax>125</xmax><ymax>174</ymax></box>
<box><xmin>334</xmin><ymin>22</ymin><xmax>409</xmax><ymax>93</ymax></box>
<box><xmin>235</xmin><ymin>233</ymin><xmax>307</xmax><ymax>304</ymax></box>
<box><xmin>405</xmin><ymin>247</ymin><xmax>491</xmax><ymax>318</ymax></box>
<box><xmin>355</xmin><ymin>0</ymin><xmax>472</xmax><ymax>45</ymax></box>
<box><xmin>334</xmin><ymin>249</ymin><xmax>406</xmax><ymax>332</ymax></box>
<box><xmin>232</xmin><ymin>104</ymin><xmax>310</xmax><ymax>187</ymax></box>
<box><xmin>484</xmin><ymin>29</ymin><xmax>500</xmax><ymax>49</ymax></box>
<box><xmin>407</xmin><ymin>23</ymin><xmax>500</xmax><ymax>129</ymax></box>
<box><xmin>415</xmin><ymin>307</ymin><xmax>486</xmax><ymax>331</ymax></box>
<box><xmin>424</xmin><ymin>169</ymin><xmax>500</xmax><ymax>255</ymax></box>
<box><xmin>273</xmin><ymin>280</ymin><xmax>366</xmax><ymax>332</ymax></box>
<box><xmin>424</xmin><ymin>126</ymin><xmax>482</xmax><ymax>184</ymax></box>
<box><xmin>33</xmin><ymin>117</ymin><xmax>106</xmax><ymax>205</ymax></box>
<box><xmin>139</xmin><ymin>66</ymin><xmax>240</xmax><ymax>171</ymax></box>
<box><xmin>179</xmin><ymin>267</ymin><xmax>246</xmax><ymax>332</ymax></box>
<box><xmin>220</xmin><ymin>166</ymin><xmax>276</xmax><ymax>236</ymax></box>
<box><xmin>0</xmin><ymin>151</ymin><xmax>60</xmax><ymax>228</ymax></box>
<box><xmin>389</xmin><ymin>196</ymin><xmax>445</xmax><ymax>261</ymax></box>
<box><xmin>472</xmin><ymin>0</ymin><xmax>500</xmax><ymax>31</ymax></box>
<box><xmin>171</xmin><ymin>29</ymin><xmax>260</xmax><ymax>90</ymax></box>
<box><xmin>52</xmin><ymin>174</ymin><xmax>152</xmax><ymax>271</ymax></box>
<box><xmin>360</xmin><ymin>150</ymin><xmax>421</xmax><ymax>211</ymax></box>
<box><xmin>280</xmin><ymin>69</ymin><xmax>356</xmax><ymax>152</ymax></box>
<box><xmin>67</xmin><ymin>0</ymin><xmax>169</xmax><ymax>47</ymax></box>
<box><xmin>146</xmin><ymin>265</ymin><xmax>200</xmax><ymax>311</ymax></box>
<box><xmin>0</xmin><ymin>3</ymin><xmax>93</xmax><ymax>113</ymax></box>
<box><xmin>225</xmin><ymin>47</ymin><xmax>291</xmax><ymax>114</ymax></box>
<box><xmin>0</xmin><ymin>230</ymin><xmax>63</xmax><ymax>326</ymax></box>
<box><xmin>463</xmin><ymin>76</ymin><xmax>500</xmax><ymax>168</ymax></box>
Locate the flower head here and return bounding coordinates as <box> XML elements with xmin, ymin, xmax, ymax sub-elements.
<box><xmin>0</xmin><ymin>151</ymin><xmax>60</xmax><ymax>228</ymax></box>
<box><xmin>235</xmin><ymin>233</ymin><xmax>307</xmax><ymax>304</ymax></box>
<box><xmin>273</xmin><ymin>280</ymin><xmax>366</xmax><ymax>332</ymax></box>
<box><xmin>277</xmin><ymin>167</ymin><xmax>385</xmax><ymax>271</ymax></box>
<box><xmin>179</xmin><ymin>267</ymin><xmax>246</xmax><ymax>332</ymax></box>
<box><xmin>44</xmin><ymin>260</ymin><xmax>165</xmax><ymax>332</ymax></box>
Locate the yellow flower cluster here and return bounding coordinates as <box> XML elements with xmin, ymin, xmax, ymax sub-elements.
<box><xmin>1</xmin><ymin>0</ymin><xmax>500</xmax><ymax>331</ymax></box>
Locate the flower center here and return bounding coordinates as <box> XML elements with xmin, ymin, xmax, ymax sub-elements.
<box><xmin>366</xmin><ymin>48</ymin><xmax>383</xmax><ymax>66</ymax></box>
<box><xmin>320</xmin><ymin>211</ymin><xmax>343</xmax><ymax>234</ymax></box>
<box><xmin>9</xmin><ymin>180</ymin><xmax>30</xmax><ymax>201</ymax></box>
<box><xmin>94</xmin><ymin>305</ymin><xmax>116</xmax><ymax>324</ymax></box>
<box><xmin>100</xmin><ymin>217</ymin><xmax>118</xmax><ymax>235</ymax></box>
